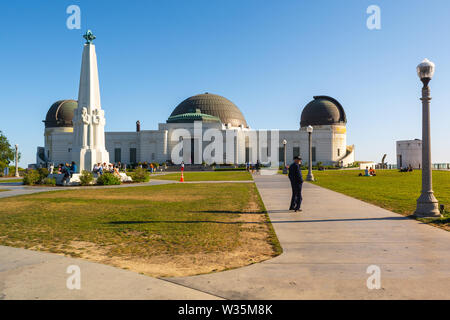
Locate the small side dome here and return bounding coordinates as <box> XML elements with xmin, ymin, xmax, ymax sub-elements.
<box><xmin>300</xmin><ymin>96</ymin><xmax>347</xmax><ymax>127</ymax></box>
<box><xmin>44</xmin><ymin>100</ymin><xmax>78</xmax><ymax>128</ymax></box>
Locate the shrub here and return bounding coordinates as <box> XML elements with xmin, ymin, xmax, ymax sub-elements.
<box><xmin>37</xmin><ymin>168</ymin><xmax>49</xmax><ymax>182</ymax></box>
<box><xmin>131</xmin><ymin>167</ymin><xmax>150</xmax><ymax>182</ymax></box>
<box><xmin>42</xmin><ymin>177</ymin><xmax>56</xmax><ymax>186</ymax></box>
<box><xmin>23</xmin><ymin>169</ymin><xmax>40</xmax><ymax>185</ymax></box>
<box><xmin>79</xmin><ymin>170</ymin><xmax>94</xmax><ymax>186</ymax></box>
<box><xmin>97</xmin><ymin>172</ymin><xmax>121</xmax><ymax>185</ymax></box>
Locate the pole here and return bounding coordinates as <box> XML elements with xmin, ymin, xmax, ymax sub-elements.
<box><xmin>282</xmin><ymin>143</ymin><xmax>287</xmax><ymax>174</ymax></box>
<box><xmin>15</xmin><ymin>144</ymin><xmax>19</xmax><ymax>177</ymax></box>
<box><xmin>415</xmin><ymin>79</ymin><xmax>440</xmax><ymax>217</ymax></box>
<box><xmin>306</xmin><ymin>132</ymin><xmax>314</xmax><ymax>181</ymax></box>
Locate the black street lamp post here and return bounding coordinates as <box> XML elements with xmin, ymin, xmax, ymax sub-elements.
<box><xmin>415</xmin><ymin>59</ymin><xmax>440</xmax><ymax>218</ymax></box>
<box><xmin>306</xmin><ymin>125</ymin><xmax>314</xmax><ymax>181</ymax></box>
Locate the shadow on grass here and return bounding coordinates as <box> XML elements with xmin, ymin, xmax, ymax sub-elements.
<box><xmin>420</xmin><ymin>211</ymin><xmax>450</xmax><ymax>227</ymax></box>
<box><xmin>108</xmin><ymin>220</ymin><xmax>264</xmax><ymax>225</ymax></box>
<box><xmin>0</xmin><ymin>182</ymin><xmax>23</xmax><ymax>186</ymax></box>
<box><xmin>189</xmin><ymin>210</ymin><xmax>266</xmax><ymax>215</ymax></box>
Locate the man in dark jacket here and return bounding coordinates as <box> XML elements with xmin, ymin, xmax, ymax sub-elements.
<box><xmin>288</xmin><ymin>156</ymin><xmax>303</xmax><ymax>212</ymax></box>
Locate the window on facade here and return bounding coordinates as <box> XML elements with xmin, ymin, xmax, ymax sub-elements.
<box><xmin>245</xmin><ymin>147</ymin><xmax>250</xmax><ymax>163</ymax></box>
<box><xmin>151</xmin><ymin>153</ymin><xmax>155</xmax><ymax>161</ymax></box>
<box><xmin>293</xmin><ymin>147</ymin><xmax>300</xmax><ymax>158</ymax></box>
<box><xmin>337</xmin><ymin>148</ymin><xmax>340</xmax><ymax>157</ymax></box>
<box><xmin>68</xmin><ymin>148</ymin><xmax>72</xmax><ymax>153</ymax></box>
<box><xmin>312</xmin><ymin>147</ymin><xmax>316</xmax><ymax>162</ymax></box>
<box><xmin>114</xmin><ymin>148</ymin><xmax>121</xmax><ymax>162</ymax></box>
<box><xmin>130</xmin><ymin>148</ymin><xmax>137</xmax><ymax>164</ymax></box>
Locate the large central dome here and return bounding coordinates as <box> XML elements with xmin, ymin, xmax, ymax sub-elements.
<box><xmin>169</xmin><ymin>93</ymin><xmax>248</xmax><ymax>128</ymax></box>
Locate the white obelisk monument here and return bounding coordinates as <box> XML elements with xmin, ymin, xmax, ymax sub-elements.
<box><xmin>72</xmin><ymin>30</ymin><xmax>109</xmax><ymax>172</ymax></box>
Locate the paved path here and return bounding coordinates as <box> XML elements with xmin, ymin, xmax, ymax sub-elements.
<box><xmin>167</xmin><ymin>174</ymin><xmax>450</xmax><ymax>299</ymax></box>
<box><xmin>1</xmin><ymin>174</ymin><xmax>449</xmax><ymax>299</ymax></box>
<box><xmin>0</xmin><ymin>246</ymin><xmax>220</xmax><ymax>300</ymax></box>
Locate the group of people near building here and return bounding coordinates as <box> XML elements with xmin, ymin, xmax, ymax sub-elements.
<box><xmin>399</xmin><ymin>164</ymin><xmax>414</xmax><ymax>172</ymax></box>
<box><xmin>359</xmin><ymin>166</ymin><xmax>377</xmax><ymax>177</ymax></box>
<box><xmin>93</xmin><ymin>162</ymin><xmax>124</xmax><ymax>176</ymax></box>
<box><xmin>51</xmin><ymin>162</ymin><xmax>77</xmax><ymax>183</ymax></box>
<box><xmin>245</xmin><ymin>160</ymin><xmax>261</xmax><ymax>174</ymax></box>
<box><xmin>136</xmin><ymin>162</ymin><xmax>158</xmax><ymax>173</ymax></box>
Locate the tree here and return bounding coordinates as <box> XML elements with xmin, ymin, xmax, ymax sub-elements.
<box><xmin>0</xmin><ymin>131</ymin><xmax>15</xmax><ymax>171</ymax></box>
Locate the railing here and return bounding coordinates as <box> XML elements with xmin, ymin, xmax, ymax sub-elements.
<box><xmin>432</xmin><ymin>163</ymin><xmax>450</xmax><ymax>170</ymax></box>
<box><xmin>377</xmin><ymin>164</ymin><xmax>449</xmax><ymax>170</ymax></box>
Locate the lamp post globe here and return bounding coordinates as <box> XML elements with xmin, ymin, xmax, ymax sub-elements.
<box><xmin>306</xmin><ymin>125</ymin><xmax>314</xmax><ymax>181</ymax></box>
<box><xmin>282</xmin><ymin>139</ymin><xmax>287</xmax><ymax>174</ymax></box>
<box><xmin>417</xmin><ymin>58</ymin><xmax>435</xmax><ymax>82</ymax></box>
<box><xmin>415</xmin><ymin>58</ymin><xmax>440</xmax><ymax>218</ymax></box>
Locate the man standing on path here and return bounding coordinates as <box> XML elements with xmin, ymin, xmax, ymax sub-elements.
<box><xmin>288</xmin><ymin>156</ymin><xmax>303</xmax><ymax>212</ymax></box>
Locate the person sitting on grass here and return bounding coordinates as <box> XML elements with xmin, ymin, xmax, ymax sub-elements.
<box><xmin>364</xmin><ymin>166</ymin><xmax>371</xmax><ymax>176</ymax></box>
<box><xmin>369</xmin><ymin>167</ymin><xmax>376</xmax><ymax>176</ymax></box>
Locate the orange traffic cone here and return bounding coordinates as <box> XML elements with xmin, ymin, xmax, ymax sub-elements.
<box><xmin>180</xmin><ymin>172</ymin><xmax>184</xmax><ymax>182</ymax></box>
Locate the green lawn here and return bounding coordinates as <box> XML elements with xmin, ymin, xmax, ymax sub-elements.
<box><xmin>0</xmin><ymin>182</ymin><xmax>280</xmax><ymax>277</ymax></box>
<box><xmin>310</xmin><ymin>169</ymin><xmax>450</xmax><ymax>229</ymax></box>
<box><xmin>152</xmin><ymin>171</ymin><xmax>253</xmax><ymax>181</ymax></box>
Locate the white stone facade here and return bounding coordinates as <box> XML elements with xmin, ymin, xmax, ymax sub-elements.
<box><xmin>42</xmin><ymin>121</ymin><xmax>354</xmax><ymax>167</ymax></box>
<box><xmin>396</xmin><ymin>139</ymin><xmax>422</xmax><ymax>169</ymax></box>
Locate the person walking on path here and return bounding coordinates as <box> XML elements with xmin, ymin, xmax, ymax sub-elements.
<box><xmin>255</xmin><ymin>160</ymin><xmax>261</xmax><ymax>174</ymax></box>
<box><xmin>288</xmin><ymin>156</ymin><xmax>303</xmax><ymax>212</ymax></box>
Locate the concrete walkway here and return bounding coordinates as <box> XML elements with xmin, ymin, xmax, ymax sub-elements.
<box><xmin>0</xmin><ymin>180</ymin><xmax>175</xmax><ymax>199</ymax></box>
<box><xmin>167</xmin><ymin>174</ymin><xmax>450</xmax><ymax>299</ymax></box>
<box><xmin>1</xmin><ymin>174</ymin><xmax>449</xmax><ymax>299</ymax></box>
<box><xmin>0</xmin><ymin>246</ymin><xmax>220</xmax><ymax>300</ymax></box>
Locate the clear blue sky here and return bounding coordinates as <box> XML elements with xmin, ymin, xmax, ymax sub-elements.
<box><xmin>1</xmin><ymin>0</ymin><xmax>449</xmax><ymax>166</ymax></box>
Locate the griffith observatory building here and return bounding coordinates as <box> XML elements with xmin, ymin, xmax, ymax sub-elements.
<box><xmin>38</xmin><ymin>32</ymin><xmax>355</xmax><ymax>171</ymax></box>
